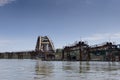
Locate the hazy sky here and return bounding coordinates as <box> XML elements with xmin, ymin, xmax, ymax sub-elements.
<box><xmin>0</xmin><ymin>0</ymin><xmax>120</xmax><ymax>52</ymax></box>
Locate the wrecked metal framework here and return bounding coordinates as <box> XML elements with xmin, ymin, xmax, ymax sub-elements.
<box><xmin>63</xmin><ymin>42</ymin><xmax>120</xmax><ymax>61</ymax></box>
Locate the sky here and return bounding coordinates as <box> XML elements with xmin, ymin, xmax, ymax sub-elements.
<box><xmin>0</xmin><ymin>0</ymin><xmax>120</xmax><ymax>52</ymax></box>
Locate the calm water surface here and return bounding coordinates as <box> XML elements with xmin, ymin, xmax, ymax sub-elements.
<box><xmin>0</xmin><ymin>59</ymin><xmax>120</xmax><ymax>80</ymax></box>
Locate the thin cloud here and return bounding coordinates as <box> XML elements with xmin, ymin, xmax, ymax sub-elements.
<box><xmin>0</xmin><ymin>0</ymin><xmax>15</xmax><ymax>6</ymax></box>
<box><xmin>83</xmin><ymin>33</ymin><xmax>120</xmax><ymax>41</ymax></box>
<box><xmin>0</xmin><ymin>39</ymin><xmax>13</xmax><ymax>46</ymax></box>
<box><xmin>85</xmin><ymin>0</ymin><xmax>93</xmax><ymax>5</ymax></box>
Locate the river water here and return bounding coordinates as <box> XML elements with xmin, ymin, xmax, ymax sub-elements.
<box><xmin>0</xmin><ymin>59</ymin><xmax>120</xmax><ymax>80</ymax></box>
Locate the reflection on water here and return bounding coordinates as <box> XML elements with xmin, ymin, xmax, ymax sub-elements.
<box><xmin>0</xmin><ymin>59</ymin><xmax>120</xmax><ymax>80</ymax></box>
<box><xmin>34</xmin><ymin>61</ymin><xmax>54</xmax><ymax>80</ymax></box>
<box><xmin>79</xmin><ymin>62</ymin><xmax>90</xmax><ymax>73</ymax></box>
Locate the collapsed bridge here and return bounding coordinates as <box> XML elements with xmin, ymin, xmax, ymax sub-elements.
<box><xmin>0</xmin><ymin>36</ymin><xmax>55</xmax><ymax>60</ymax></box>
